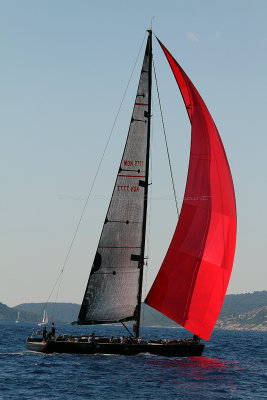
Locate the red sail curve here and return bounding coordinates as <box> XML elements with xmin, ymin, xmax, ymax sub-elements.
<box><xmin>145</xmin><ymin>39</ymin><xmax>237</xmax><ymax>340</ymax></box>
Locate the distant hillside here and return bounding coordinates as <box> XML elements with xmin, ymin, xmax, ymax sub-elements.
<box><xmin>142</xmin><ymin>304</ymin><xmax>174</xmax><ymax>327</ymax></box>
<box><xmin>216</xmin><ymin>306</ymin><xmax>267</xmax><ymax>331</ymax></box>
<box><xmin>13</xmin><ymin>301</ymin><xmax>175</xmax><ymax>325</ymax></box>
<box><xmin>219</xmin><ymin>291</ymin><xmax>267</xmax><ymax>317</ymax></box>
<box><xmin>216</xmin><ymin>291</ymin><xmax>267</xmax><ymax>331</ymax></box>
<box><xmin>0</xmin><ymin>302</ymin><xmax>39</xmax><ymax>322</ymax></box>
<box><xmin>15</xmin><ymin>302</ymin><xmax>80</xmax><ymax>323</ymax></box>
<box><xmin>1</xmin><ymin>291</ymin><xmax>266</xmax><ymax>330</ymax></box>
<box><xmin>142</xmin><ymin>291</ymin><xmax>267</xmax><ymax>331</ymax></box>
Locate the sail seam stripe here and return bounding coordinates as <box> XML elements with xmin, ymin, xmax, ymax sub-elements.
<box><xmin>118</xmin><ymin>175</ymin><xmax>145</xmax><ymax>178</ymax></box>
<box><xmin>98</xmin><ymin>246</ymin><xmax>141</xmax><ymax>249</ymax></box>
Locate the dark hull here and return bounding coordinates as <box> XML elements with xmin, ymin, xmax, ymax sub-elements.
<box><xmin>26</xmin><ymin>337</ymin><xmax>204</xmax><ymax>357</ymax></box>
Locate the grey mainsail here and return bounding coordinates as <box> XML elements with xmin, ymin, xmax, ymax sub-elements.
<box><xmin>78</xmin><ymin>36</ymin><xmax>152</xmax><ymax>325</ymax></box>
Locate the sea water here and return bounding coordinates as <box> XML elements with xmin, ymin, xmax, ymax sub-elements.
<box><xmin>0</xmin><ymin>322</ymin><xmax>266</xmax><ymax>399</ymax></box>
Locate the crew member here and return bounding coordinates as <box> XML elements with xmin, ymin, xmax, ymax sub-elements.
<box><xmin>51</xmin><ymin>322</ymin><xmax>56</xmax><ymax>337</ymax></box>
<box><xmin>193</xmin><ymin>334</ymin><xmax>200</xmax><ymax>343</ymax></box>
<box><xmin>42</xmin><ymin>326</ymin><xmax>47</xmax><ymax>342</ymax></box>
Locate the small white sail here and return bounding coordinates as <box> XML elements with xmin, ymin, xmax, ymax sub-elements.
<box><xmin>44</xmin><ymin>310</ymin><xmax>48</xmax><ymax>324</ymax></box>
<box><xmin>38</xmin><ymin>309</ymin><xmax>48</xmax><ymax>326</ymax></box>
<box><xmin>15</xmin><ymin>311</ymin><xmax>20</xmax><ymax>323</ymax></box>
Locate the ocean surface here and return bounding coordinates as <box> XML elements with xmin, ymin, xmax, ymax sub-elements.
<box><xmin>0</xmin><ymin>322</ymin><xmax>266</xmax><ymax>399</ymax></box>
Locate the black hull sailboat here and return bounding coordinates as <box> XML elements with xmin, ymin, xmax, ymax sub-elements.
<box><xmin>26</xmin><ymin>337</ymin><xmax>204</xmax><ymax>356</ymax></box>
<box><xmin>27</xmin><ymin>30</ymin><xmax>236</xmax><ymax>356</ymax></box>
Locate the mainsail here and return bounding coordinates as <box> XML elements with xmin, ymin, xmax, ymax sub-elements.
<box><xmin>145</xmin><ymin>39</ymin><xmax>237</xmax><ymax>341</ymax></box>
<box><xmin>78</xmin><ymin>35</ymin><xmax>152</xmax><ymax>325</ymax></box>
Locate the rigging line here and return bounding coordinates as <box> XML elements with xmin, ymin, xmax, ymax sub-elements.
<box><xmin>152</xmin><ymin>58</ymin><xmax>180</xmax><ymax>218</ymax></box>
<box><xmin>39</xmin><ymin>32</ymin><xmax>149</xmax><ymax>314</ymax></box>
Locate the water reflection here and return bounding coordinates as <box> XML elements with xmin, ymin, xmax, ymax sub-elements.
<box><xmin>145</xmin><ymin>355</ymin><xmax>236</xmax><ymax>381</ymax></box>
<box><xmin>146</xmin><ymin>355</ymin><xmax>228</xmax><ymax>370</ymax></box>
<box><xmin>144</xmin><ymin>355</ymin><xmax>241</xmax><ymax>397</ymax></box>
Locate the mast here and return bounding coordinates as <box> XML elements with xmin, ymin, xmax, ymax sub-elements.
<box><xmin>135</xmin><ymin>30</ymin><xmax>152</xmax><ymax>338</ymax></box>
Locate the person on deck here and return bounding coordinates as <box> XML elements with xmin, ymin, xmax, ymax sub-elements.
<box><xmin>193</xmin><ymin>334</ymin><xmax>200</xmax><ymax>343</ymax></box>
<box><xmin>42</xmin><ymin>326</ymin><xmax>47</xmax><ymax>342</ymax></box>
<box><xmin>88</xmin><ymin>333</ymin><xmax>95</xmax><ymax>343</ymax></box>
<box><xmin>51</xmin><ymin>323</ymin><xmax>56</xmax><ymax>337</ymax></box>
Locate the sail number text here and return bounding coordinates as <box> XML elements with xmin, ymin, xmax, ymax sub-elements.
<box><xmin>117</xmin><ymin>185</ymin><xmax>140</xmax><ymax>192</ymax></box>
<box><xmin>123</xmin><ymin>160</ymin><xmax>144</xmax><ymax>167</ymax></box>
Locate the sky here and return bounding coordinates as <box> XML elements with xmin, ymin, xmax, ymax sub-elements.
<box><xmin>1</xmin><ymin>0</ymin><xmax>267</xmax><ymax>307</ymax></box>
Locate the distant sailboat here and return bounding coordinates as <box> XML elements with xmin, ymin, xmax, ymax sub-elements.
<box><xmin>27</xmin><ymin>30</ymin><xmax>236</xmax><ymax>356</ymax></box>
<box><xmin>38</xmin><ymin>310</ymin><xmax>48</xmax><ymax>326</ymax></box>
<box><xmin>15</xmin><ymin>311</ymin><xmax>20</xmax><ymax>323</ymax></box>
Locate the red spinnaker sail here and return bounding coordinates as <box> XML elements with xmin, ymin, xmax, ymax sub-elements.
<box><xmin>145</xmin><ymin>39</ymin><xmax>237</xmax><ymax>340</ymax></box>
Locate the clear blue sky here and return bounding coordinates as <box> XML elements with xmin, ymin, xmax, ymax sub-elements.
<box><xmin>1</xmin><ymin>0</ymin><xmax>266</xmax><ymax>307</ymax></box>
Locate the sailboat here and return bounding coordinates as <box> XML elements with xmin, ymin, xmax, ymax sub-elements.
<box><xmin>15</xmin><ymin>311</ymin><xmax>20</xmax><ymax>323</ymax></box>
<box><xmin>38</xmin><ymin>309</ymin><xmax>48</xmax><ymax>326</ymax></box>
<box><xmin>27</xmin><ymin>30</ymin><xmax>236</xmax><ymax>356</ymax></box>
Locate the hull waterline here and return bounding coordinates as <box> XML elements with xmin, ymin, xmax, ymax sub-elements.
<box><xmin>26</xmin><ymin>337</ymin><xmax>204</xmax><ymax>357</ymax></box>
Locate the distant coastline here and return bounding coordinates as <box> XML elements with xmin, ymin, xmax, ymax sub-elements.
<box><xmin>1</xmin><ymin>291</ymin><xmax>266</xmax><ymax>331</ymax></box>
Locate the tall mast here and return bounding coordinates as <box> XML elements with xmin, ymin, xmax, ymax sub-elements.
<box><xmin>135</xmin><ymin>30</ymin><xmax>152</xmax><ymax>338</ymax></box>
